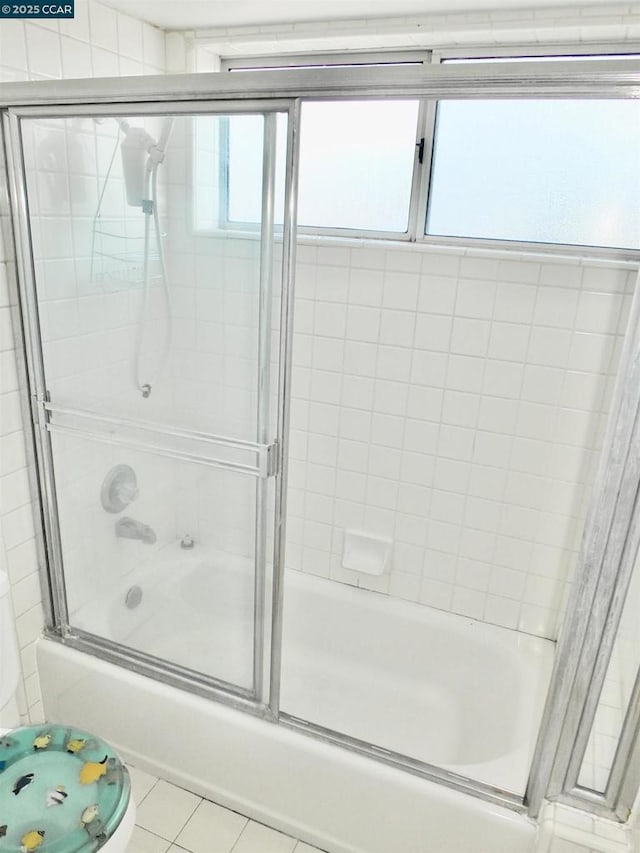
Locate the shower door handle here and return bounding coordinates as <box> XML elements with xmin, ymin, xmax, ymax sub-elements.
<box><xmin>262</xmin><ymin>442</ymin><xmax>279</xmax><ymax>478</ymax></box>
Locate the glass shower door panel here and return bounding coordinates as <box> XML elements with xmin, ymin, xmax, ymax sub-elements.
<box><xmin>279</xmin><ymin>98</ymin><xmax>636</xmax><ymax>796</ymax></box>
<box><xmin>15</xmin><ymin>104</ymin><xmax>288</xmax><ymax>698</ymax></box>
<box><xmin>19</xmin><ymin>109</ymin><xmax>285</xmax><ymax>444</ymax></box>
<box><xmin>49</xmin><ymin>427</ymin><xmax>258</xmax><ymax>692</ymax></box>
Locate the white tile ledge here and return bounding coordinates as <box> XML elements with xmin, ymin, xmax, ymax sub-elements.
<box><xmin>295</xmin><ymin>233</ymin><xmax>640</xmax><ymax>269</ymax></box>
<box><xmin>537</xmin><ymin>802</ymin><xmax>631</xmax><ymax>853</ymax></box>
<box><xmin>540</xmin><ymin>820</ymin><xmax>629</xmax><ymax>853</ymax></box>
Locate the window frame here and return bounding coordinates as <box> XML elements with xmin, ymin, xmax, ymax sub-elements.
<box><xmin>195</xmin><ymin>45</ymin><xmax>640</xmax><ymax>258</ymax></box>
<box><xmin>220</xmin><ymin>50</ymin><xmax>432</xmax><ymax>72</ymax></box>
<box><xmin>217</xmin><ymin>50</ymin><xmax>430</xmax><ymax>241</ymax></box>
<box><xmin>419</xmin><ymin>44</ymin><xmax>640</xmax><ymax>257</ymax></box>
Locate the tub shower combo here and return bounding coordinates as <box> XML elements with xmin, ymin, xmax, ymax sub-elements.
<box><xmin>1</xmin><ymin>61</ymin><xmax>640</xmax><ymax>852</ymax></box>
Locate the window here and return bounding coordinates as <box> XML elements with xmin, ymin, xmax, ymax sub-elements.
<box><xmin>192</xmin><ymin>50</ymin><xmax>640</xmax><ymax>253</ymax></box>
<box><xmin>425</xmin><ymin>53</ymin><xmax>640</xmax><ymax>251</ymax></box>
<box><xmin>218</xmin><ymin>102</ymin><xmax>420</xmax><ymax>234</ymax></box>
<box><xmin>426</xmin><ymin>98</ymin><xmax>640</xmax><ymax>251</ymax></box>
<box><xmin>219</xmin><ymin>52</ymin><xmax>426</xmax><ymax>236</ymax></box>
<box><xmin>219</xmin><ymin>100</ymin><xmax>420</xmax><ymax>234</ymax></box>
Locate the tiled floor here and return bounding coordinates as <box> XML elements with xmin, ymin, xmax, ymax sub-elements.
<box><xmin>127</xmin><ymin>765</ymin><xmax>325</xmax><ymax>853</ymax></box>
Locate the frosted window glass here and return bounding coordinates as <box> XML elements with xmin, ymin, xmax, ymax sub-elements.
<box><xmin>427</xmin><ymin>100</ymin><xmax>640</xmax><ymax>250</ymax></box>
<box><xmin>227</xmin><ymin>101</ymin><xmax>419</xmax><ymax>233</ymax></box>
<box><xmin>297</xmin><ymin>100</ymin><xmax>419</xmax><ymax>232</ymax></box>
<box><xmin>227</xmin><ymin>113</ymin><xmax>287</xmax><ymax>225</ymax></box>
<box><xmin>227</xmin><ymin>114</ymin><xmax>264</xmax><ymax>224</ymax></box>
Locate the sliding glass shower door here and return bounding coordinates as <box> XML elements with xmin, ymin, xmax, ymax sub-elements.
<box><xmin>10</xmin><ymin>103</ymin><xmax>291</xmax><ymax>700</ymax></box>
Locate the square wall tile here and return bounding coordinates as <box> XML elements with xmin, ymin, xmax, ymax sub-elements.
<box><xmin>89</xmin><ymin>0</ymin><xmax>118</xmax><ymax>51</ymax></box>
<box><xmin>450</xmin><ymin>318</ymin><xmax>491</xmax><ymax>357</ymax></box>
<box><xmin>0</xmin><ymin>21</ymin><xmax>27</xmax><ymax>71</ymax></box>
<box><xmin>382</xmin><ymin>271</ymin><xmax>419</xmax><ymax>311</ymax></box>
<box><xmin>379</xmin><ymin>309</ymin><xmax>416</xmax><ymax>347</ymax></box>
<box><xmin>117</xmin><ymin>11</ymin><xmax>143</xmax><ymax>59</ymax></box>
<box><xmin>493</xmin><ymin>282</ymin><xmax>537</xmax><ymax>323</ymax></box>
<box><xmin>60</xmin><ymin>36</ymin><xmax>92</xmax><ymax>79</ymax></box>
<box><xmin>26</xmin><ymin>24</ymin><xmax>61</xmax><ymax>77</ymax></box>
<box><xmin>418</xmin><ymin>275</ymin><xmax>458</xmax><ymax>315</ymax></box>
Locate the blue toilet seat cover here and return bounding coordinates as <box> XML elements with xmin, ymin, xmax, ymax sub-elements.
<box><xmin>0</xmin><ymin>725</ymin><xmax>131</xmax><ymax>853</ymax></box>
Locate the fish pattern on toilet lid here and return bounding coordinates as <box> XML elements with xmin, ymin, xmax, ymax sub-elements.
<box><xmin>0</xmin><ymin>725</ymin><xmax>130</xmax><ymax>852</ymax></box>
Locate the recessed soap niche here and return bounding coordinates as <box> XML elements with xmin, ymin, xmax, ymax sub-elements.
<box><xmin>342</xmin><ymin>529</ymin><xmax>393</xmax><ymax>577</ymax></box>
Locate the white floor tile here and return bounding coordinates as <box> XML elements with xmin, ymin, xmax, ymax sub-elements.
<box><xmin>128</xmin><ymin>764</ymin><xmax>159</xmax><ymax>806</ymax></box>
<box><xmin>233</xmin><ymin>821</ymin><xmax>298</xmax><ymax>853</ymax></box>
<box><xmin>136</xmin><ymin>780</ymin><xmax>202</xmax><ymax>841</ymax></box>
<box><xmin>175</xmin><ymin>799</ymin><xmax>247</xmax><ymax>853</ymax></box>
<box><xmin>127</xmin><ymin>826</ymin><xmax>171</xmax><ymax>853</ymax></box>
<box><xmin>166</xmin><ymin>848</ymin><xmax>191</xmax><ymax>853</ymax></box>
<box><xmin>294</xmin><ymin>843</ymin><xmax>327</xmax><ymax>853</ymax></box>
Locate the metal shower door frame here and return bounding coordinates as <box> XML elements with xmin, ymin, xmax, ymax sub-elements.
<box><xmin>1</xmin><ymin>59</ymin><xmax>640</xmax><ymax>820</ymax></box>
<box><xmin>2</xmin><ymin>96</ymin><xmax>298</xmax><ymax>715</ymax></box>
<box><xmin>525</xmin><ymin>267</ymin><xmax>640</xmax><ymax>821</ymax></box>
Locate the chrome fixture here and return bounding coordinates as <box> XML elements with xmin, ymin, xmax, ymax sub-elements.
<box><xmin>125</xmin><ymin>585</ymin><xmax>143</xmax><ymax>610</ymax></box>
<box><xmin>115</xmin><ymin>517</ymin><xmax>156</xmax><ymax>544</ymax></box>
<box><xmin>180</xmin><ymin>534</ymin><xmax>195</xmax><ymax>550</ymax></box>
<box><xmin>101</xmin><ymin>464</ymin><xmax>138</xmax><ymax>514</ymax></box>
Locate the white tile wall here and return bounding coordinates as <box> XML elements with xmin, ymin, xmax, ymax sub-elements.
<box><xmin>286</xmin><ymin>241</ymin><xmax>636</xmax><ymax>639</ymax></box>
<box><xmin>0</xmin><ymin>0</ymin><xmax>166</xmax><ymax>724</ymax></box>
<box><xmin>187</xmin><ymin>3</ymin><xmax>640</xmax><ymax>62</ymax></box>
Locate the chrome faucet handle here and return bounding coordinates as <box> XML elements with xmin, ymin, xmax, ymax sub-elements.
<box><xmin>102</xmin><ymin>465</ymin><xmax>138</xmax><ymax>513</ymax></box>
<box><xmin>115</xmin><ymin>516</ymin><xmax>156</xmax><ymax>545</ymax></box>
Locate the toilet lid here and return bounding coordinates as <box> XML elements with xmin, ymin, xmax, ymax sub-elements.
<box><xmin>0</xmin><ymin>724</ymin><xmax>131</xmax><ymax>852</ymax></box>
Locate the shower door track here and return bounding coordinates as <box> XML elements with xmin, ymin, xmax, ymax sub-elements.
<box><xmin>50</xmin><ymin>627</ymin><xmax>262</xmax><ymax>715</ymax></box>
<box><xmin>3</xmin><ymin>60</ymin><xmax>640</xmax><ymax>823</ymax></box>
<box><xmin>280</xmin><ymin>713</ymin><xmax>527</xmax><ymax>814</ymax></box>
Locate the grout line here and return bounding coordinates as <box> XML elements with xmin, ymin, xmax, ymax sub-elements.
<box><xmin>133</xmin><ymin>824</ymin><xmax>176</xmax><ymax>850</ymax></box>
<box><xmin>168</xmin><ymin>794</ymin><xmax>203</xmax><ymax>844</ymax></box>
<box><xmin>136</xmin><ymin>778</ymin><xmax>158</xmax><ymax>807</ymax></box>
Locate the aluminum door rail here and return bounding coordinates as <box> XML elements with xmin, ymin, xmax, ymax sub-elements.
<box><xmin>40</xmin><ymin>402</ymin><xmax>279</xmax><ymax>478</ymax></box>
<box><xmin>0</xmin><ymin>60</ymin><xmax>638</xmax><ymax>108</ymax></box>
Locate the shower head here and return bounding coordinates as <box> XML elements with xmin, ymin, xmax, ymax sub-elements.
<box><xmin>120</xmin><ymin>125</ymin><xmax>157</xmax><ymax>208</ymax></box>
<box><xmin>119</xmin><ymin>117</ymin><xmax>174</xmax><ymax>208</ymax></box>
<box><xmin>153</xmin><ymin>118</ymin><xmax>174</xmax><ymax>162</ymax></box>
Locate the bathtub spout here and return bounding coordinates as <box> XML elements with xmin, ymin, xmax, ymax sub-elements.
<box><xmin>115</xmin><ymin>516</ymin><xmax>157</xmax><ymax>544</ymax></box>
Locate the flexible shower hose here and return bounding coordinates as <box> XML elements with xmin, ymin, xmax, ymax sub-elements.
<box><xmin>134</xmin><ymin>161</ymin><xmax>173</xmax><ymax>398</ymax></box>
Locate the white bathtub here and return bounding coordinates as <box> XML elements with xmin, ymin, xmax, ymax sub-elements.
<box><xmin>281</xmin><ymin>565</ymin><xmax>554</xmax><ymax>794</ymax></box>
<box><xmin>38</xmin><ymin>546</ymin><xmax>552</xmax><ymax>853</ymax></box>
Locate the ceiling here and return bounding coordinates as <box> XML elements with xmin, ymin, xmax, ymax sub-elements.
<box><xmin>100</xmin><ymin>0</ymin><xmax>625</xmax><ymax>32</ymax></box>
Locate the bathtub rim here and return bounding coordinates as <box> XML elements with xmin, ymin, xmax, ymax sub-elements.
<box><xmin>37</xmin><ymin>635</ymin><xmax>539</xmax><ymax>853</ymax></box>
<box><xmin>42</xmin><ymin>620</ymin><xmax>528</xmax><ymax>816</ymax></box>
